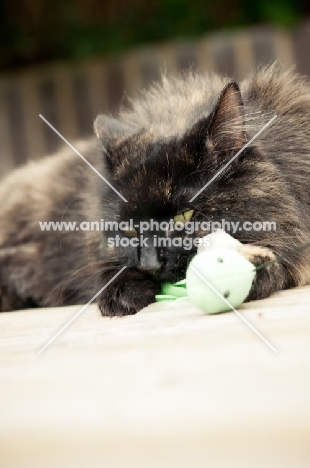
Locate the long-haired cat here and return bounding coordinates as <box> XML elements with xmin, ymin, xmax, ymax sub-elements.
<box><xmin>1</xmin><ymin>63</ymin><xmax>310</xmax><ymax>315</ymax></box>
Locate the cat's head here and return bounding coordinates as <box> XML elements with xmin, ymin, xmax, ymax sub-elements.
<box><xmin>94</xmin><ymin>81</ymin><xmax>269</xmax><ymax>283</ymax></box>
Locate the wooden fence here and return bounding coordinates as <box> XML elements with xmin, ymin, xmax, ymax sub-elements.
<box><xmin>0</xmin><ymin>22</ymin><xmax>310</xmax><ymax>179</ymax></box>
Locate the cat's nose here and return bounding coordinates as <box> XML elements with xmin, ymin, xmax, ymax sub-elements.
<box><xmin>139</xmin><ymin>245</ymin><xmax>161</xmax><ymax>274</ymax></box>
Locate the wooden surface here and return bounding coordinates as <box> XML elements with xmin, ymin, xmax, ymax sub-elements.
<box><xmin>1</xmin><ymin>286</ymin><xmax>310</xmax><ymax>468</ymax></box>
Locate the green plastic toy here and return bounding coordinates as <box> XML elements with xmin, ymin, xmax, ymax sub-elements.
<box><xmin>155</xmin><ymin>231</ymin><xmax>256</xmax><ymax>314</ymax></box>
<box><xmin>155</xmin><ymin>280</ymin><xmax>187</xmax><ymax>302</ymax></box>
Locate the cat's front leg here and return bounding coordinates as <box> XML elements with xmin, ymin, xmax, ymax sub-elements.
<box><xmin>98</xmin><ymin>268</ymin><xmax>160</xmax><ymax>317</ymax></box>
<box><xmin>237</xmin><ymin>244</ymin><xmax>289</xmax><ymax>301</ymax></box>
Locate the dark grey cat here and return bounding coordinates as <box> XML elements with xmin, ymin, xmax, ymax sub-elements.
<box><xmin>1</xmin><ymin>63</ymin><xmax>310</xmax><ymax>315</ymax></box>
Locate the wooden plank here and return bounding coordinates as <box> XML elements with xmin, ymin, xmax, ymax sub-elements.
<box><xmin>0</xmin><ymin>79</ymin><xmax>14</xmax><ymax>179</ymax></box>
<box><xmin>1</xmin><ymin>286</ymin><xmax>310</xmax><ymax>467</ymax></box>
<box><xmin>20</xmin><ymin>73</ymin><xmax>46</xmax><ymax>161</ymax></box>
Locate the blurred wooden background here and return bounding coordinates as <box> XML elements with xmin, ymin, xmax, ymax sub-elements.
<box><xmin>0</xmin><ymin>21</ymin><xmax>310</xmax><ymax>179</ymax></box>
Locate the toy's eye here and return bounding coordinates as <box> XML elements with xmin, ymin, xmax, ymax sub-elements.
<box><xmin>173</xmin><ymin>209</ymin><xmax>194</xmax><ymax>224</ymax></box>
<box><xmin>121</xmin><ymin>228</ymin><xmax>138</xmax><ymax>237</ymax></box>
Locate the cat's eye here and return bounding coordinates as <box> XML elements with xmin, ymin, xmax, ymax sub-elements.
<box><xmin>121</xmin><ymin>228</ymin><xmax>138</xmax><ymax>237</ymax></box>
<box><xmin>173</xmin><ymin>209</ymin><xmax>194</xmax><ymax>224</ymax></box>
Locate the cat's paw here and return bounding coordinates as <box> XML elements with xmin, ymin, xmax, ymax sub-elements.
<box><xmin>237</xmin><ymin>244</ymin><xmax>284</xmax><ymax>301</ymax></box>
<box><xmin>237</xmin><ymin>244</ymin><xmax>276</xmax><ymax>266</ymax></box>
<box><xmin>98</xmin><ymin>269</ymin><xmax>160</xmax><ymax>317</ymax></box>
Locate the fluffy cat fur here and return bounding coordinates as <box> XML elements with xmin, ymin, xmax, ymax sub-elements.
<box><xmin>1</xmin><ymin>63</ymin><xmax>310</xmax><ymax>315</ymax></box>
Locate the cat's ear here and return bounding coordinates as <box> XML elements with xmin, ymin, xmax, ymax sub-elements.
<box><xmin>94</xmin><ymin>115</ymin><xmax>134</xmax><ymax>144</ymax></box>
<box><xmin>207</xmin><ymin>82</ymin><xmax>246</xmax><ymax>154</ymax></box>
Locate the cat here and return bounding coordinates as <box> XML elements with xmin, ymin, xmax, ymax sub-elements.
<box><xmin>1</xmin><ymin>62</ymin><xmax>310</xmax><ymax>316</ymax></box>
